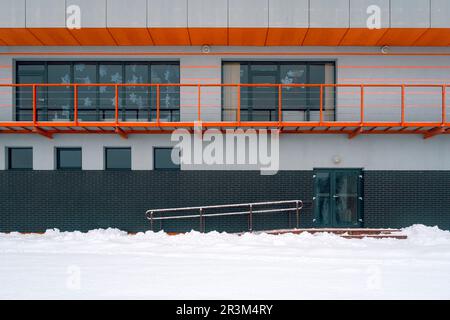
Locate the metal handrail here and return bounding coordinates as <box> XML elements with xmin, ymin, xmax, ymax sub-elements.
<box><xmin>146</xmin><ymin>200</ymin><xmax>303</xmax><ymax>233</ymax></box>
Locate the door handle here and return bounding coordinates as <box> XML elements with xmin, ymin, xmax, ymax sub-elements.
<box><xmin>333</xmin><ymin>195</ymin><xmax>339</xmax><ymax>198</ymax></box>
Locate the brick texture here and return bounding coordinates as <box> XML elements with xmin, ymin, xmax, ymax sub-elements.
<box><xmin>0</xmin><ymin>170</ymin><xmax>449</xmax><ymax>233</ymax></box>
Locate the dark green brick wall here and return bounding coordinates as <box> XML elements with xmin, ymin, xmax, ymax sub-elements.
<box><xmin>0</xmin><ymin>170</ymin><xmax>449</xmax><ymax>233</ymax></box>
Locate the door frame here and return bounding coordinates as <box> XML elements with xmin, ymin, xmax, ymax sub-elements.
<box><xmin>313</xmin><ymin>168</ymin><xmax>364</xmax><ymax>228</ymax></box>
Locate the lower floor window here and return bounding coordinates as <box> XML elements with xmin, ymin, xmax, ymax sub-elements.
<box><xmin>154</xmin><ymin>148</ymin><xmax>180</xmax><ymax>171</ymax></box>
<box><xmin>105</xmin><ymin>148</ymin><xmax>131</xmax><ymax>170</ymax></box>
<box><xmin>56</xmin><ymin>148</ymin><xmax>82</xmax><ymax>170</ymax></box>
<box><xmin>8</xmin><ymin>148</ymin><xmax>33</xmax><ymax>170</ymax></box>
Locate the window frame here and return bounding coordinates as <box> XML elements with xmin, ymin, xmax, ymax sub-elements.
<box><xmin>221</xmin><ymin>61</ymin><xmax>336</xmax><ymax>121</ymax></box>
<box><xmin>104</xmin><ymin>147</ymin><xmax>132</xmax><ymax>171</ymax></box>
<box><xmin>15</xmin><ymin>61</ymin><xmax>180</xmax><ymax>122</ymax></box>
<box><xmin>56</xmin><ymin>147</ymin><xmax>82</xmax><ymax>171</ymax></box>
<box><xmin>153</xmin><ymin>147</ymin><xmax>181</xmax><ymax>171</ymax></box>
<box><xmin>7</xmin><ymin>147</ymin><xmax>33</xmax><ymax>171</ymax></box>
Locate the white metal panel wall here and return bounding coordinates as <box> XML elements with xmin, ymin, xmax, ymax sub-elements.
<box><xmin>349</xmin><ymin>0</ymin><xmax>390</xmax><ymax>28</ymax></box>
<box><xmin>0</xmin><ymin>0</ymin><xmax>26</xmax><ymax>27</ymax></box>
<box><xmin>25</xmin><ymin>0</ymin><xmax>66</xmax><ymax>27</ymax></box>
<box><xmin>1</xmin><ymin>133</ymin><xmax>450</xmax><ymax>171</ymax></box>
<box><xmin>188</xmin><ymin>0</ymin><xmax>228</xmax><ymax>27</ymax></box>
<box><xmin>390</xmin><ymin>0</ymin><xmax>431</xmax><ymax>28</ymax></box>
<box><xmin>107</xmin><ymin>0</ymin><xmax>148</xmax><ymax>27</ymax></box>
<box><xmin>309</xmin><ymin>0</ymin><xmax>350</xmax><ymax>28</ymax></box>
<box><xmin>431</xmin><ymin>0</ymin><xmax>450</xmax><ymax>28</ymax></box>
<box><xmin>228</xmin><ymin>0</ymin><xmax>269</xmax><ymax>27</ymax></box>
<box><xmin>268</xmin><ymin>0</ymin><xmax>308</xmax><ymax>28</ymax></box>
<box><xmin>66</xmin><ymin>0</ymin><xmax>107</xmax><ymax>28</ymax></box>
<box><xmin>148</xmin><ymin>0</ymin><xmax>187</xmax><ymax>27</ymax></box>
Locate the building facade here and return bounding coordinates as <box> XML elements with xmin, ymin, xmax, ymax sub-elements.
<box><xmin>0</xmin><ymin>0</ymin><xmax>450</xmax><ymax>233</ymax></box>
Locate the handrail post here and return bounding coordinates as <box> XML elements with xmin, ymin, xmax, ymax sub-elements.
<box><xmin>442</xmin><ymin>85</ymin><xmax>446</xmax><ymax>126</ymax></box>
<box><xmin>248</xmin><ymin>204</ymin><xmax>253</xmax><ymax>232</ymax></box>
<box><xmin>115</xmin><ymin>84</ymin><xmax>119</xmax><ymax>125</ymax></box>
<box><xmin>360</xmin><ymin>85</ymin><xmax>364</xmax><ymax>125</ymax></box>
<box><xmin>319</xmin><ymin>84</ymin><xmax>324</xmax><ymax>124</ymax></box>
<box><xmin>150</xmin><ymin>211</ymin><xmax>154</xmax><ymax>232</ymax></box>
<box><xmin>296</xmin><ymin>201</ymin><xmax>300</xmax><ymax>229</ymax></box>
<box><xmin>32</xmin><ymin>84</ymin><xmax>37</xmax><ymax>126</ymax></box>
<box><xmin>199</xmin><ymin>207</ymin><xmax>203</xmax><ymax>233</ymax></box>
<box><xmin>401</xmin><ymin>84</ymin><xmax>405</xmax><ymax>126</ymax></box>
<box><xmin>74</xmin><ymin>84</ymin><xmax>78</xmax><ymax>125</ymax></box>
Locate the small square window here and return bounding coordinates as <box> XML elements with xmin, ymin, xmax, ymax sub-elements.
<box><xmin>8</xmin><ymin>148</ymin><xmax>33</xmax><ymax>170</ymax></box>
<box><xmin>56</xmin><ymin>148</ymin><xmax>82</xmax><ymax>170</ymax></box>
<box><xmin>154</xmin><ymin>148</ymin><xmax>180</xmax><ymax>171</ymax></box>
<box><xmin>105</xmin><ymin>148</ymin><xmax>131</xmax><ymax>170</ymax></box>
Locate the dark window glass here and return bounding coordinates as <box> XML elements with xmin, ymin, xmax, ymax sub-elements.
<box><xmin>8</xmin><ymin>148</ymin><xmax>33</xmax><ymax>170</ymax></box>
<box><xmin>124</xmin><ymin>63</ymin><xmax>150</xmax><ymax>121</ymax></box>
<box><xmin>105</xmin><ymin>148</ymin><xmax>131</xmax><ymax>170</ymax></box>
<box><xmin>16</xmin><ymin>62</ymin><xmax>180</xmax><ymax>121</ymax></box>
<box><xmin>74</xmin><ymin>63</ymin><xmax>98</xmax><ymax>121</ymax></box>
<box><xmin>154</xmin><ymin>148</ymin><xmax>180</xmax><ymax>171</ymax></box>
<box><xmin>47</xmin><ymin>63</ymin><xmax>73</xmax><ymax>121</ymax></box>
<box><xmin>56</xmin><ymin>148</ymin><xmax>82</xmax><ymax>170</ymax></box>
<box><xmin>222</xmin><ymin>61</ymin><xmax>335</xmax><ymax>122</ymax></box>
<box><xmin>151</xmin><ymin>64</ymin><xmax>180</xmax><ymax>121</ymax></box>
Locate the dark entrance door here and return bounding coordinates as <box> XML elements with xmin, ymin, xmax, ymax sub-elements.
<box><xmin>313</xmin><ymin>169</ymin><xmax>363</xmax><ymax>228</ymax></box>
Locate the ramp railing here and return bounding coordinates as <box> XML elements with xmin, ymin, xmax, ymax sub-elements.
<box><xmin>146</xmin><ymin>200</ymin><xmax>303</xmax><ymax>233</ymax></box>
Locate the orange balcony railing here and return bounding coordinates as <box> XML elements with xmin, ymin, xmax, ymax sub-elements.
<box><xmin>0</xmin><ymin>83</ymin><xmax>449</xmax><ymax>139</ymax></box>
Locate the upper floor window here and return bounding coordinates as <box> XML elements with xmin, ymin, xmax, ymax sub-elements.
<box><xmin>222</xmin><ymin>61</ymin><xmax>335</xmax><ymax>122</ymax></box>
<box><xmin>56</xmin><ymin>148</ymin><xmax>82</xmax><ymax>170</ymax></box>
<box><xmin>15</xmin><ymin>61</ymin><xmax>180</xmax><ymax>122</ymax></box>
<box><xmin>7</xmin><ymin>148</ymin><xmax>33</xmax><ymax>170</ymax></box>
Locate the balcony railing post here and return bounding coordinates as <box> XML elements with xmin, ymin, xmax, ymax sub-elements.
<box><xmin>401</xmin><ymin>84</ymin><xmax>405</xmax><ymax>125</ymax></box>
<box><xmin>237</xmin><ymin>84</ymin><xmax>241</xmax><ymax>124</ymax></box>
<box><xmin>197</xmin><ymin>84</ymin><xmax>201</xmax><ymax>122</ymax></box>
<box><xmin>74</xmin><ymin>84</ymin><xmax>78</xmax><ymax>124</ymax></box>
<box><xmin>442</xmin><ymin>85</ymin><xmax>446</xmax><ymax>125</ymax></box>
<box><xmin>156</xmin><ymin>84</ymin><xmax>160</xmax><ymax>123</ymax></box>
<box><xmin>360</xmin><ymin>85</ymin><xmax>364</xmax><ymax>124</ymax></box>
<box><xmin>278</xmin><ymin>84</ymin><xmax>282</xmax><ymax>125</ymax></box>
<box><xmin>32</xmin><ymin>84</ymin><xmax>37</xmax><ymax>125</ymax></box>
<box><xmin>296</xmin><ymin>201</ymin><xmax>300</xmax><ymax>229</ymax></box>
<box><xmin>115</xmin><ymin>84</ymin><xmax>119</xmax><ymax>125</ymax></box>
<box><xmin>319</xmin><ymin>84</ymin><xmax>324</xmax><ymax>124</ymax></box>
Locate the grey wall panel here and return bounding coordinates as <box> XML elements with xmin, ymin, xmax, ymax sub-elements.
<box><xmin>66</xmin><ymin>0</ymin><xmax>107</xmax><ymax>28</ymax></box>
<box><xmin>107</xmin><ymin>0</ymin><xmax>147</xmax><ymax>27</ymax></box>
<box><xmin>1</xmin><ymin>133</ymin><xmax>450</xmax><ymax>171</ymax></box>
<box><xmin>349</xmin><ymin>0</ymin><xmax>390</xmax><ymax>28</ymax></box>
<box><xmin>148</xmin><ymin>0</ymin><xmax>187</xmax><ymax>27</ymax></box>
<box><xmin>228</xmin><ymin>0</ymin><xmax>269</xmax><ymax>27</ymax></box>
<box><xmin>310</xmin><ymin>0</ymin><xmax>350</xmax><ymax>28</ymax></box>
<box><xmin>0</xmin><ymin>0</ymin><xmax>26</xmax><ymax>27</ymax></box>
<box><xmin>268</xmin><ymin>0</ymin><xmax>308</xmax><ymax>28</ymax></box>
<box><xmin>188</xmin><ymin>0</ymin><xmax>228</xmax><ymax>27</ymax></box>
<box><xmin>431</xmin><ymin>0</ymin><xmax>450</xmax><ymax>28</ymax></box>
<box><xmin>26</xmin><ymin>0</ymin><xmax>66</xmax><ymax>27</ymax></box>
<box><xmin>390</xmin><ymin>0</ymin><xmax>430</xmax><ymax>28</ymax></box>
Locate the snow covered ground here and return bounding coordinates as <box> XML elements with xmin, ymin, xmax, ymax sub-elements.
<box><xmin>1</xmin><ymin>225</ymin><xmax>450</xmax><ymax>300</ymax></box>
